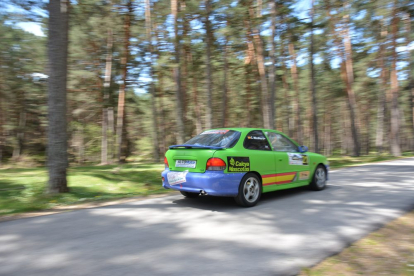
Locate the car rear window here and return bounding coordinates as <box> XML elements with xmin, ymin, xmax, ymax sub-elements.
<box><xmin>184</xmin><ymin>130</ymin><xmax>241</xmax><ymax>148</ymax></box>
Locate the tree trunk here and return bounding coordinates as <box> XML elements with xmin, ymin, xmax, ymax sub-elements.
<box><xmin>221</xmin><ymin>30</ymin><xmax>229</xmax><ymax>128</ymax></box>
<box><xmin>324</xmin><ymin>101</ymin><xmax>332</xmax><ymax>156</ymax></box>
<box><xmin>389</xmin><ymin>2</ymin><xmax>401</xmax><ymax>156</ymax></box>
<box><xmin>407</xmin><ymin>12</ymin><xmax>414</xmax><ymax>151</ymax></box>
<box><xmin>288</xmin><ymin>43</ymin><xmax>303</xmax><ymax>144</ymax></box>
<box><xmin>172</xmin><ymin>0</ymin><xmax>185</xmax><ymax>143</ymax></box>
<box><xmin>375</xmin><ymin>21</ymin><xmax>387</xmax><ymax>154</ymax></box>
<box><xmin>154</xmin><ymin>24</ymin><xmax>166</xmax><ymax>155</ymax></box>
<box><xmin>101</xmin><ymin>29</ymin><xmax>113</xmax><ymax>165</ymax></box>
<box><xmin>248</xmin><ymin>4</ymin><xmax>270</xmax><ymax>129</ymax></box>
<box><xmin>280</xmin><ymin>40</ymin><xmax>292</xmax><ymax>136</ymax></box>
<box><xmin>47</xmin><ymin>0</ymin><xmax>69</xmax><ymax>193</ymax></box>
<box><xmin>268</xmin><ymin>1</ymin><xmax>276</xmax><ymax>129</ymax></box>
<box><xmin>342</xmin><ymin>6</ymin><xmax>360</xmax><ymax>156</ymax></box>
<box><xmin>145</xmin><ymin>0</ymin><xmax>160</xmax><ymax>162</ymax></box>
<box><xmin>204</xmin><ymin>0</ymin><xmax>213</xmax><ymax>130</ymax></box>
<box><xmin>116</xmin><ymin>0</ymin><xmax>132</xmax><ymax>163</ymax></box>
<box><xmin>12</xmin><ymin>110</ymin><xmax>26</xmax><ymax>160</ymax></box>
<box><xmin>309</xmin><ymin>0</ymin><xmax>319</xmax><ymax>153</ymax></box>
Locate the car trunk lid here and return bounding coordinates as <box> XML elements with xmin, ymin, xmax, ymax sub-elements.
<box><xmin>166</xmin><ymin>146</ymin><xmax>222</xmax><ymax>173</ymax></box>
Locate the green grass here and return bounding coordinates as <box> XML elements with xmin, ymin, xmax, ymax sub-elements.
<box><xmin>328</xmin><ymin>152</ymin><xmax>414</xmax><ymax>169</ymax></box>
<box><xmin>0</xmin><ymin>162</ymin><xmax>169</xmax><ymax>216</ymax></box>
<box><xmin>0</xmin><ymin>153</ymin><xmax>413</xmax><ymax>216</ymax></box>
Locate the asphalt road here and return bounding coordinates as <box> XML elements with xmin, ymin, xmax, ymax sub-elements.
<box><xmin>1</xmin><ymin>158</ymin><xmax>414</xmax><ymax>276</ymax></box>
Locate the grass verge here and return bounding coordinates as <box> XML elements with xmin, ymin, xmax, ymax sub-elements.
<box><xmin>300</xmin><ymin>210</ymin><xmax>414</xmax><ymax>276</ymax></box>
<box><xmin>0</xmin><ymin>162</ymin><xmax>169</xmax><ymax>216</ymax></box>
<box><xmin>0</xmin><ymin>154</ymin><xmax>413</xmax><ymax>216</ymax></box>
<box><xmin>328</xmin><ymin>153</ymin><xmax>414</xmax><ymax>169</ymax></box>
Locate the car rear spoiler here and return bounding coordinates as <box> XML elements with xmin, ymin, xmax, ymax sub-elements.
<box><xmin>169</xmin><ymin>144</ymin><xmax>225</xmax><ymax>150</ymax></box>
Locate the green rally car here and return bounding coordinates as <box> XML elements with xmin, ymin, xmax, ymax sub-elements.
<box><xmin>161</xmin><ymin>128</ymin><xmax>329</xmax><ymax>207</ymax></box>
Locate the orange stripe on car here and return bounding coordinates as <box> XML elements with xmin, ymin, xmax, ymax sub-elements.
<box><xmin>262</xmin><ymin>172</ymin><xmax>296</xmax><ymax>186</ymax></box>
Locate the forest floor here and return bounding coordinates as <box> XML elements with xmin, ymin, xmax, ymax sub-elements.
<box><xmin>300</xmin><ymin>209</ymin><xmax>414</xmax><ymax>276</ymax></box>
<box><xmin>0</xmin><ymin>153</ymin><xmax>413</xmax><ymax>217</ymax></box>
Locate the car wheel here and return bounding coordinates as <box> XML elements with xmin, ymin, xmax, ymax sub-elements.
<box><xmin>235</xmin><ymin>173</ymin><xmax>262</xmax><ymax>207</ymax></box>
<box><xmin>309</xmin><ymin>165</ymin><xmax>327</xmax><ymax>191</ymax></box>
<box><xmin>180</xmin><ymin>191</ymin><xmax>199</xmax><ymax>198</ymax></box>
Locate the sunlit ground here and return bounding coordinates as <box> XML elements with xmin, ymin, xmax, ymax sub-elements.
<box><xmin>300</xmin><ymin>209</ymin><xmax>414</xmax><ymax>276</ymax></box>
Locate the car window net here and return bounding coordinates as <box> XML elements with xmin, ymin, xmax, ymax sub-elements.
<box><xmin>184</xmin><ymin>130</ymin><xmax>241</xmax><ymax>148</ymax></box>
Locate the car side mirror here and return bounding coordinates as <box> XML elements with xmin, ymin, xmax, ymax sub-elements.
<box><xmin>298</xmin><ymin>146</ymin><xmax>308</xmax><ymax>153</ymax></box>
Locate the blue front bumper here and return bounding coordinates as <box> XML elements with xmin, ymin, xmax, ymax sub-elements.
<box><xmin>161</xmin><ymin>169</ymin><xmax>244</xmax><ymax>197</ymax></box>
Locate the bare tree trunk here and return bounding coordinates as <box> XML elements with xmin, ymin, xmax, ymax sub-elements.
<box><xmin>172</xmin><ymin>0</ymin><xmax>185</xmax><ymax>143</ymax></box>
<box><xmin>248</xmin><ymin>4</ymin><xmax>270</xmax><ymax>129</ymax></box>
<box><xmin>204</xmin><ymin>0</ymin><xmax>213</xmax><ymax>129</ymax></box>
<box><xmin>0</xmin><ymin>97</ymin><xmax>3</xmax><ymax>167</ymax></box>
<box><xmin>47</xmin><ymin>0</ymin><xmax>69</xmax><ymax>193</ymax></box>
<box><xmin>101</xmin><ymin>29</ymin><xmax>113</xmax><ymax>165</ymax></box>
<box><xmin>244</xmin><ymin>65</ymin><xmax>253</xmax><ymax>128</ymax></box>
<box><xmin>364</xmin><ymin>101</ymin><xmax>371</xmax><ymax>155</ymax></box>
<box><xmin>342</xmin><ymin>5</ymin><xmax>360</xmax><ymax>156</ymax></box>
<box><xmin>407</xmin><ymin>12</ymin><xmax>414</xmax><ymax>151</ymax></box>
<box><xmin>154</xmin><ymin>24</ymin><xmax>166</xmax><ymax>154</ymax></box>
<box><xmin>221</xmin><ymin>34</ymin><xmax>229</xmax><ymax>128</ymax></box>
<box><xmin>324</xmin><ymin>102</ymin><xmax>332</xmax><ymax>156</ymax></box>
<box><xmin>309</xmin><ymin>0</ymin><xmax>319</xmax><ymax>153</ymax></box>
<box><xmin>12</xmin><ymin>109</ymin><xmax>26</xmax><ymax>160</ymax></box>
<box><xmin>268</xmin><ymin>0</ymin><xmax>276</xmax><ymax>129</ymax></box>
<box><xmin>145</xmin><ymin>0</ymin><xmax>160</xmax><ymax>162</ymax></box>
<box><xmin>280</xmin><ymin>40</ymin><xmax>292</xmax><ymax>136</ymax></box>
<box><xmin>389</xmin><ymin>2</ymin><xmax>401</xmax><ymax>156</ymax></box>
<box><xmin>375</xmin><ymin>21</ymin><xmax>387</xmax><ymax>154</ymax></box>
<box><xmin>288</xmin><ymin>42</ymin><xmax>303</xmax><ymax>144</ymax></box>
<box><xmin>115</xmin><ymin>0</ymin><xmax>132</xmax><ymax>163</ymax></box>
<box><xmin>78</xmin><ymin>120</ymin><xmax>85</xmax><ymax>164</ymax></box>
<box><xmin>244</xmin><ymin>19</ymin><xmax>255</xmax><ymax>128</ymax></box>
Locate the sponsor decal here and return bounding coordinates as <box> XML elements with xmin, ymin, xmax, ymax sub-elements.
<box><xmin>247</xmin><ymin>136</ymin><xmax>266</xmax><ymax>140</ymax></box>
<box><xmin>287</xmin><ymin>153</ymin><xmax>309</xmax><ymax>165</ymax></box>
<box><xmin>262</xmin><ymin>172</ymin><xmax>297</xmax><ymax>186</ymax></box>
<box><xmin>299</xmin><ymin>171</ymin><xmax>310</xmax><ymax>180</ymax></box>
<box><xmin>167</xmin><ymin>171</ymin><xmax>189</xmax><ymax>185</ymax></box>
<box><xmin>227</xmin><ymin>156</ymin><xmax>250</xmax><ymax>172</ymax></box>
<box><xmin>201</xmin><ymin>130</ymin><xmax>229</xmax><ymax>135</ymax></box>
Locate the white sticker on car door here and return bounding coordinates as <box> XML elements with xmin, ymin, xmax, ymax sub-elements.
<box><xmin>287</xmin><ymin>153</ymin><xmax>309</xmax><ymax>165</ymax></box>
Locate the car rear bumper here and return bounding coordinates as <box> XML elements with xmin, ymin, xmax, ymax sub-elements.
<box><xmin>161</xmin><ymin>169</ymin><xmax>244</xmax><ymax>197</ymax></box>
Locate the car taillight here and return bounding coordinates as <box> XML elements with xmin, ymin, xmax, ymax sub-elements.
<box><xmin>206</xmin><ymin>158</ymin><xmax>226</xmax><ymax>171</ymax></box>
<box><xmin>164</xmin><ymin>156</ymin><xmax>169</xmax><ymax>169</ymax></box>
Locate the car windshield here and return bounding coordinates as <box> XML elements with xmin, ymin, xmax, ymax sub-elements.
<box><xmin>184</xmin><ymin>130</ymin><xmax>241</xmax><ymax>148</ymax></box>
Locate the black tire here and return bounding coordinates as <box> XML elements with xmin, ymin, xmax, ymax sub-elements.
<box><xmin>234</xmin><ymin>173</ymin><xmax>262</xmax><ymax>207</ymax></box>
<box><xmin>309</xmin><ymin>165</ymin><xmax>327</xmax><ymax>191</ymax></box>
<box><xmin>180</xmin><ymin>191</ymin><xmax>199</xmax><ymax>198</ymax></box>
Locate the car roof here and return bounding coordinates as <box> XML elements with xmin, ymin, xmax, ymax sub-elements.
<box><xmin>208</xmin><ymin>128</ymin><xmax>284</xmax><ymax>134</ymax></box>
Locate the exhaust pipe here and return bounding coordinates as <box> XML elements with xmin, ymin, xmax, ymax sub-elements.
<box><xmin>200</xmin><ymin>190</ymin><xmax>208</xmax><ymax>196</ymax></box>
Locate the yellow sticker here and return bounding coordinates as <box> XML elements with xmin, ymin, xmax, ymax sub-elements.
<box><xmin>299</xmin><ymin>171</ymin><xmax>310</xmax><ymax>180</ymax></box>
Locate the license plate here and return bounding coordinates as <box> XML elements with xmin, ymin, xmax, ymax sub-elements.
<box><xmin>167</xmin><ymin>171</ymin><xmax>189</xmax><ymax>185</ymax></box>
<box><xmin>175</xmin><ymin>160</ymin><xmax>196</xmax><ymax>168</ymax></box>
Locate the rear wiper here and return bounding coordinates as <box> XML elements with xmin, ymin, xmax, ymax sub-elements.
<box><xmin>169</xmin><ymin>144</ymin><xmax>225</xmax><ymax>150</ymax></box>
